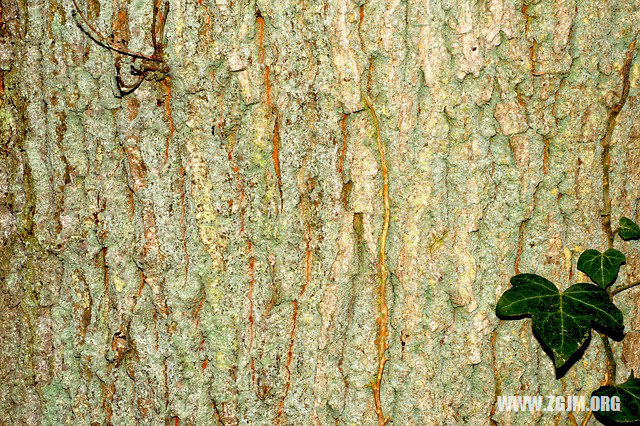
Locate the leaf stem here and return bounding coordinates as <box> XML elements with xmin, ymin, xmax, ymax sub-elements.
<box><xmin>611</xmin><ymin>280</ymin><xmax>640</xmax><ymax>297</ymax></box>
<box><xmin>600</xmin><ymin>333</ymin><xmax>616</xmax><ymax>385</ymax></box>
<box><xmin>600</xmin><ymin>280</ymin><xmax>617</xmax><ymax>386</ymax></box>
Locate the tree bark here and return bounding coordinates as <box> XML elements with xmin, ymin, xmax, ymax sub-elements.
<box><xmin>1</xmin><ymin>0</ymin><xmax>640</xmax><ymax>424</ymax></box>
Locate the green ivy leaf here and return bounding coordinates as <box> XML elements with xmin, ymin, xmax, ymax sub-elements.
<box><xmin>496</xmin><ymin>274</ymin><xmax>623</xmax><ymax>369</ymax></box>
<box><xmin>592</xmin><ymin>378</ymin><xmax>640</xmax><ymax>424</ymax></box>
<box><xmin>577</xmin><ymin>249</ymin><xmax>626</xmax><ymax>288</ymax></box>
<box><xmin>619</xmin><ymin>217</ymin><xmax>640</xmax><ymax>241</ymax></box>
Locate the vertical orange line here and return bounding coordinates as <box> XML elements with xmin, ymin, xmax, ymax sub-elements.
<box><xmin>272</xmin><ymin>116</ymin><xmax>283</xmax><ymax>210</ymax></box>
<box><xmin>364</xmin><ymin>95</ymin><xmax>390</xmax><ymax>426</ymax></box>
<box><xmin>265</xmin><ymin>66</ymin><xmax>271</xmax><ymax>108</ymax></box>
<box><xmin>179</xmin><ymin>166</ymin><xmax>189</xmax><ymax>284</ymax></box>
<box><xmin>338</xmin><ymin>113</ymin><xmax>348</xmax><ymax>177</ymax></box>
<box><xmin>0</xmin><ymin>73</ymin><xmax>4</xmax><ymax>108</ymax></box>
<box><xmin>257</xmin><ymin>13</ymin><xmax>281</xmax><ymax>209</ymax></box>
<box><xmin>257</xmin><ymin>14</ymin><xmax>265</xmax><ymax>63</ymax></box>
<box><xmin>162</xmin><ymin>79</ymin><xmax>174</xmax><ymax>164</ymax></box>
<box><xmin>257</xmin><ymin>13</ymin><xmax>270</xmax><ymax>107</ymax></box>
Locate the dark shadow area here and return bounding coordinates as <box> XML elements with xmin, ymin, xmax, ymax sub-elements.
<box><xmin>593</xmin><ymin>412</ymin><xmax>640</xmax><ymax>426</ymax></box>
<box><xmin>593</xmin><ymin>323</ymin><xmax>625</xmax><ymax>343</ymax></box>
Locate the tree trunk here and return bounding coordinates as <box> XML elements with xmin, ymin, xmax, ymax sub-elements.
<box><xmin>1</xmin><ymin>0</ymin><xmax>640</xmax><ymax>424</ymax></box>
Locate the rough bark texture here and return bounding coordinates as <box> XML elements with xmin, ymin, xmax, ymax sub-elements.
<box><xmin>1</xmin><ymin>0</ymin><xmax>640</xmax><ymax>424</ymax></box>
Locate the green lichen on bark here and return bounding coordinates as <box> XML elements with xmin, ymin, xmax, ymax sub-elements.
<box><xmin>1</xmin><ymin>0</ymin><xmax>640</xmax><ymax>424</ymax></box>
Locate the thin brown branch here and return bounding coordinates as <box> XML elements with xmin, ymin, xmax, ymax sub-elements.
<box><xmin>118</xmin><ymin>74</ymin><xmax>144</xmax><ymax>95</ymax></box>
<box><xmin>115</xmin><ymin>59</ymin><xmax>145</xmax><ymax>95</ymax></box>
<box><xmin>596</xmin><ymin>39</ymin><xmax>637</xmax><ymax>394</ymax></box>
<box><xmin>152</xmin><ymin>0</ymin><xmax>159</xmax><ymax>52</ymax></box>
<box><xmin>71</xmin><ymin>0</ymin><xmax>160</xmax><ymax>62</ymax></box>
<box><xmin>612</xmin><ymin>280</ymin><xmax>640</xmax><ymax>296</ymax></box>
<box><xmin>581</xmin><ymin>409</ymin><xmax>592</xmax><ymax>426</ymax></box>
<box><xmin>364</xmin><ymin>93</ymin><xmax>391</xmax><ymax>426</ymax></box>
<box><xmin>152</xmin><ymin>0</ymin><xmax>169</xmax><ymax>57</ymax></box>
<box><xmin>156</xmin><ymin>2</ymin><xmax>170</xmax><ymax>54</ymax></box>
<box><xmin>601</xmin><ymin>39</ymin><xmax>636</xmax><ymax>247</ymax></box>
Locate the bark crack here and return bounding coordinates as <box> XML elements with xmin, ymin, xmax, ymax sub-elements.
<box><xmin>276</xmin><ymin>200</ymin><xmax>313</xmax><ymax>424</ymax></box>
<box><xmin>272</xmin><ymin>115</ymin><xmax>283</xmax><ymax>212</ymax></box>
<box><xmin>257</xmin><ymin>11</ymin><xmax>283</xmax><ymax>212</ymax></box>
<box><xmin>162</xmin><ymin>79</ymin><xmax>174</xmax><ymax>164</ymax></box>
<box><xmin>224</xmin><ymin>116</ymin><xmax>257</xmax><ymax>388</ymax></box>
<box><xmin>338</xmin><ymin>113</ymin><xmax>348</xmax><ymax>180</ymax></box>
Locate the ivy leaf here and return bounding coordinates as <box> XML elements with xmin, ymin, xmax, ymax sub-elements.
<box><xmin>592</xmin><ymin>378</ymin><xmax>640</xmax><ymax>424</ymax></box>
<box><xmin>577</xmin><ymin>249</ymin><xmax>626</xmax><ymax>288</ymax></box>
<box><xmin>496</xmin><ymin>274</ymin><xmax>623</xmax><ymax>369</ymax></box>
<box><xmin>619</xmin><ymin>217</ymin><xmax>640</xmax><ymax>241</ymax></box>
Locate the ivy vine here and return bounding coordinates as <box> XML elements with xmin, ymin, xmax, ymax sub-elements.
<box><xmin>496</xmin><ymin>217</ymin><xmax>640</xmax><ymax>424</ymax></box>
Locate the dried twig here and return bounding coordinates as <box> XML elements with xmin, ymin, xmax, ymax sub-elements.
<box><xmin>71</xmin><ymin>0</ymin><xmax>170</xmax><ymax>95</ymax></box>
<box><xmin>71</xmin><ymin>0</ymin><xmax>160</xmax><ymax>62</ymax></box>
